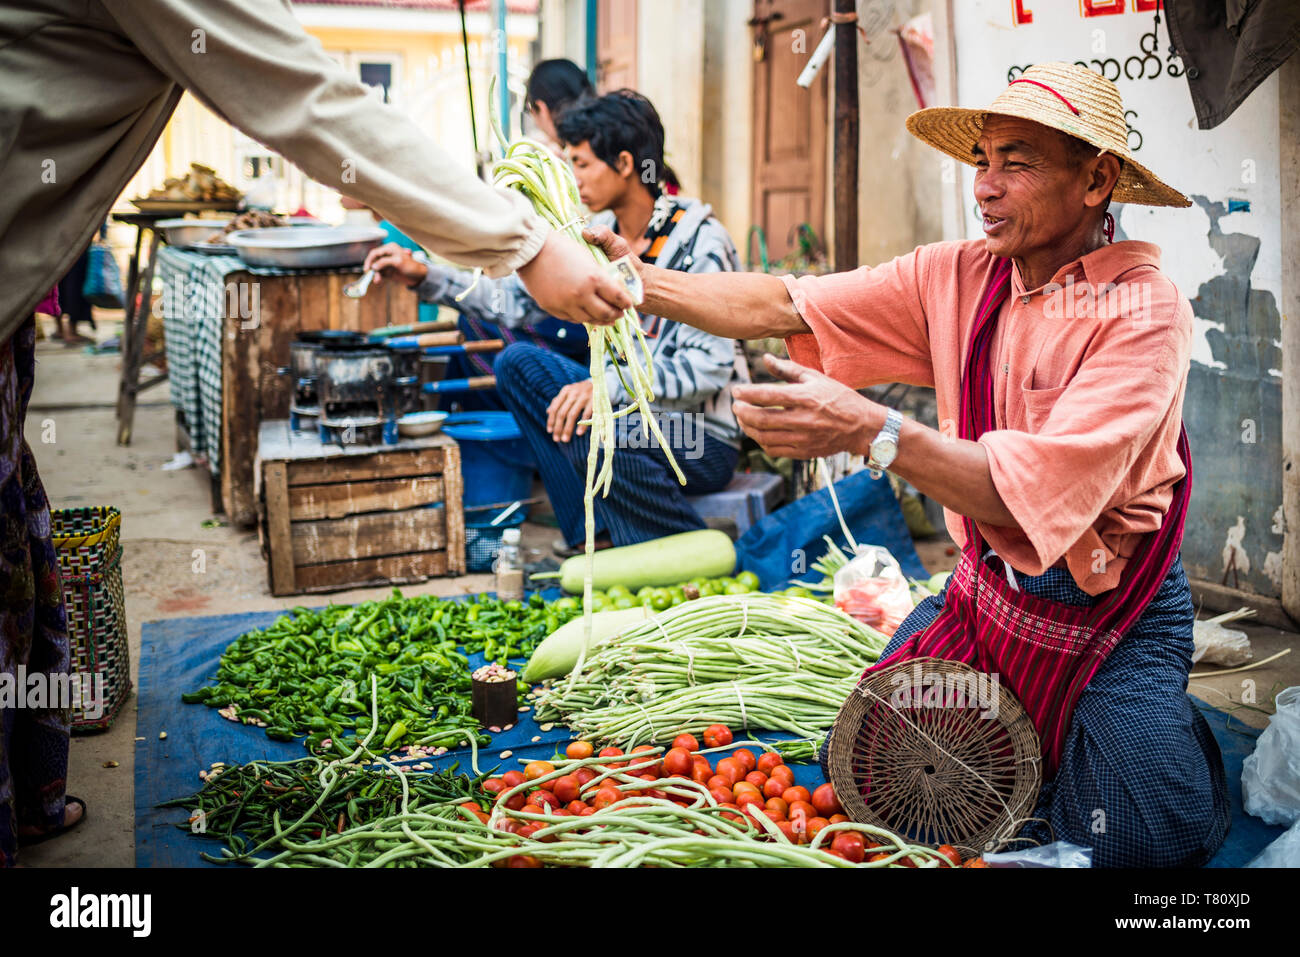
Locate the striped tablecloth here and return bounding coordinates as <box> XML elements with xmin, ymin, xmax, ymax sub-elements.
<box><xmin>156</xmin><ymin>246</ymin><xmax>361</xmax><ymax>474</ymax></box>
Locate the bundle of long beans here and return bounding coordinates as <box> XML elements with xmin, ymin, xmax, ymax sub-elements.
<box><xmin>530</xmin><ymin>594</ymin><xmax>888</xmax><ymax>745</ymax></box>
<box><xmin>483</xmin><ymin>80</ymin><xmax>683</xmax><ymax>665</ymax></box>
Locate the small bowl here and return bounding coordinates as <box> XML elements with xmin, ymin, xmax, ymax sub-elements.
<box><xmin>398</xmin><ymin>410</ymin><xmax>449</xmax><ymax>437</ymax></box>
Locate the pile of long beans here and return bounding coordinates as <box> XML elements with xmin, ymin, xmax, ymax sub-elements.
<box><xmin>165</xmin><ymin>716</ymin><xmax>949</xmax><ymax>867</ymax></box>
<box><xmin>158</xmin><ymin>755</ymin><xmax>487</xmax><ymax>863</ymax></box>
<box><xmin>182</xmin><ymin>590</ymin><xmax>579</xmax><ymax>751</ymax></box>
<box><xmin>531</xmin><ymin>594</ymin><xmax>888</xmax><ymax>744</ymax></box>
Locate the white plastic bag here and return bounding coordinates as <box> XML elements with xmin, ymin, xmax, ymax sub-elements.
<box><xmin>1192</xmin><ymin>608</ymin><xmax>1254</xmax><ymax>666</ymax></box>
<box><xmin>1242</xmin><ymin>686</ymin><xmax>1300</xmax><ymax>826</ymax></box>
<box><xmin>981</xmin><ymin>841</ymin><xmax>1093</xmax><ymax>868</ymax></box>
<box><xmin>1247</xmin><ymin>819</ymin><xmax>1300</xmax><ymax>868</ymax></box>
<box><xmin>832</xmin><ymin>546</ymin><xmax>914</xmax><ymax>637</ymax></box>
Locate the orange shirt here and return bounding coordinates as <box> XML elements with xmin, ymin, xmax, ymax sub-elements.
<box><xmin>782</xmin><ymin>239</ymin><xmax>1192</xmax><ymax>596</ymax></box>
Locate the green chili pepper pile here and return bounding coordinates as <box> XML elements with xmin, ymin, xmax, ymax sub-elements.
<box><xmin>181</xmin><ymin>589</ymin><xmax>581</xmax><ymax>752</ymax></box>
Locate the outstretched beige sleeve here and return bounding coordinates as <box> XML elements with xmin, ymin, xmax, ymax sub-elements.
<box><xmin>101</xmin><ymin>0</ymin><xmax>548</xmax><ymax>277</ymax></box>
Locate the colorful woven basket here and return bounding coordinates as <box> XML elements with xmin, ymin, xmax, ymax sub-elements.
<box><xmin>51</xmin><ymin>507</ymin><xmax>132</xmax><ymax>732</ymax></box>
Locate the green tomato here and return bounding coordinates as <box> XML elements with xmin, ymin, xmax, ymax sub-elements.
<box><xmin>735</xmin><ymin>571</ymin><xmax>761</xmax><ymax>591</ymax></box>
<box><xmin>587</xmin><ymin>591</ymin><xmax>609</xmax><ymax>612</ymax></box>
<box><xmin>649</xmin><ymin>588</ymin><xmax>673</xmax><ymax>612</ymax></box>
<box><xmin>606</xmin><ymin>584</ymin><xmax>633</xmax><ymax>601</ymax></box>
<box><xmin>552</xmin><ymin>596</ymin><xmax>579</xmax><ymax>614</ymax></box>
<box><xmin>669</xmin><ymin>586</ymin><xmax>687</xmax><ymax>605</ymax></box>
<box><xmin>695</xmin><ymin>581</ymin><xmax>719</xmax><ymax>598</ymax></box>
<box><xmin>613</xmin><ymin>596</ymin><xmax>636</xmax><ymax>610</ymax></box>
<box><xmin>636</xmin><ymin>585</ymin><xmax>656</xmax><ymax>600</ymax></box>
<box><xmin>724</xmin><ymin>582</ymin><xmax>750</xmax><ymax>596</ymax></box>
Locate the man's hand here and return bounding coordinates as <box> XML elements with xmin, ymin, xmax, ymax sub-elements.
<box><xmin>547</xmin><ymin>379</ymin><xmax>595</xmax><ymax>442</ymax></box>
<box><xmin>582</xmin><ymin>225</ymin><xmax>637</xmax><ymax>271</ymax></box>
<box><xmin>518</xmin><ymin>232</ymin><xmax>631</xmax><ymax>326</ymax></box>
<box><xmin>731</xmin><ymin>354</ymin><xmax>884</xmax><ymax>460</ymax></box>
<box><xmin>364</xmin><ymin>243</ymin><xmax>428</xmax><ymax>287</ymax></box>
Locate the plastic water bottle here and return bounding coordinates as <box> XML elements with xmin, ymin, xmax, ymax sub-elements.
<box><xmin>494</xmin><ymin>528</ymin><xmax>525</xmax><ymax>602</ymax></box>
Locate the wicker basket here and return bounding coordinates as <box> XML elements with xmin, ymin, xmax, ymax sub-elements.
<box><xmin>51</xmin><ymin>507</ymin><xmax>132</xmax><ymax>732</ymax></box>
<box><xmin>827</xmin><ymin>657</ymin><xmax>1041</xmax><ymax>855</ymax></box>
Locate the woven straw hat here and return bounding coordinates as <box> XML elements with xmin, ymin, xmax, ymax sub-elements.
<box><xmin>907</xmin><ymin>61</ymin><xmax>1190</xmax><ymax>208</ymax></box>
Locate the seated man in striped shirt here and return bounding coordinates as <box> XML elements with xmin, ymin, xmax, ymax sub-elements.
<box><xmin>368</xmin><ymin>92</ymin><xmax>748</xmax><ymax>555</ymax></box>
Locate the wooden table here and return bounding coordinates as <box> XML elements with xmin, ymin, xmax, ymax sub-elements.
<box><xmin>111</xmin><ymin>210</ymin><xmax>171</xmax><ymax>445</ymax></box>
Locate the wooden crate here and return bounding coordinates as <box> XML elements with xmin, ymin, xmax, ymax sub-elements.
<box><xmin>258</xmin><ymin>421</ymin><xmax>465</xmax><ymax>596</ymax></box>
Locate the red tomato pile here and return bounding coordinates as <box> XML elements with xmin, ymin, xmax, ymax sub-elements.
<box><xmin>474</xmin><ymin>723</ymin><xmax>987</xmax><ymax>867</ymax></box>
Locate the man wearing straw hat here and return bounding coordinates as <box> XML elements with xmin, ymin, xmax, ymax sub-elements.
<box><xmin>587</xmin><ymin>62</ymin><xmax>1230</xmax><ymax>867</ymax></box>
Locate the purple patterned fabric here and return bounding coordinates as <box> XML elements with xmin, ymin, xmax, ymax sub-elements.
<box><xmin>0</xmin><ymin>316</ymin><xmax>72</xmax><ymax>867</ymax></box>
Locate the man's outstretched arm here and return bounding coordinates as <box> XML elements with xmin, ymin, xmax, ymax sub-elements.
<box><xmin>585</xmin><ymin>226</ymin><xmax>809</xmax><ymax>339</ymax></box>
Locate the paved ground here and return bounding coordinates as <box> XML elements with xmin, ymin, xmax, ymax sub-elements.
<box><xmin>17</xmin><ymin>317</ymin><xmax>1299</xmax><ymax>866</ymax></box>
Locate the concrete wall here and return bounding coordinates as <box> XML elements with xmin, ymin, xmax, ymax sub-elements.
<box><xmin>701</xmin><ymin>0</ymin><xmax>755</xmax><ymax>253</ymax></box>
<box><xmin>950</xmin><ymin>0</ymin><xmax>1288</xmax><ymax>605</ymax></box>
<box><xmin>539</xmin><ymin>0</ymin><xmax>586</xmax><ymax>62</ymax></box>
<box><xmin>843</xmin><ymin>0</ymin><xmax>947</xmax><ymax>267</ymax></box>
<box><xmin>636</xmin><ymin>1</ymin><xmax>706</xmax><ymax>206</ymax></box>
<box><xmin>1281</xmin><ymin>55</ymin><xmax>1300</xmax><ymax>623</ymax></box>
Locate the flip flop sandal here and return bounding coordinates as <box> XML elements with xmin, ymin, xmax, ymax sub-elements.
<box><xmin>17</xmin><ymin>796</ymin><xmax>88</xmax><ymax>847</ymax></box>
<box><xmin>552</xmin><ymin>539</ymin><xmax>582</xmax><ymax>558</ymax></box>
<box><xmin>552</xmin><ymin>538</ymin><xmax>614</xmax><ymax>559</ymax></box>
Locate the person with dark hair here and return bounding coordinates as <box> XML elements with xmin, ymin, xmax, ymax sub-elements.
<box><xmin>368</xmin><ymin>90</ymin><xmax>748</xmax><ymax>555</ymax></box>
<box><xmin>579</xmin><ymin>89</ymin><xmax>681</xmax><ymax>196</ymax></box>
<box><xmin>525</xmin><ymin>58</ymin><xmax>594</xmax><ymax>146</ymax></box>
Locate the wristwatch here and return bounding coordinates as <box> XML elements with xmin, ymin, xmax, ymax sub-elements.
<box><xmin>867</xmin><ymin>408</ymin><xmax>904</xmax><ymax>479</ymax></box>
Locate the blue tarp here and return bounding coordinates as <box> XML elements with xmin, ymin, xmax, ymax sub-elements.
<box><xmin>134</xmin><ymin>606</ymin><xmax>1283</xmax><ymax>868</ymax></box>
<box><xmin>134</xmin><ymin>606</ymin><xmax>823</xmax><ymax>868</ymax></box>
<box><xmin>735</xmin><ymin>469</ymin><xmax>928</xmax><ymax>591</ymax></box>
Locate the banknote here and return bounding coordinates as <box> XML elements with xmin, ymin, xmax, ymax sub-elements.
<box><xmin>608</xmin><ymin>254</ymin><xmax>644</xmax><ymax>306</ymax></box>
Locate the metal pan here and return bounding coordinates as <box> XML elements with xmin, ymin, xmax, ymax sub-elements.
<box><xmin>227</xmin><ymin>225</ymin><xmax>386</xmax><ymax>269</ymax></box>
<box><xmin>155</xmin><ymin>217</ymin><xmax>233</xmax><ymax>248</ymax></box>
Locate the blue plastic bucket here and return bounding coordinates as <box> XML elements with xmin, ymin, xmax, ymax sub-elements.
<box><xmin>464</xmin><ymin>510</ymin><xmax>527</xmax><ymax>574</ymax></box>
<box><xmin>443</xmin><ymin>412</ymin><xmax>537</xmax><ymax>518</ymax></box>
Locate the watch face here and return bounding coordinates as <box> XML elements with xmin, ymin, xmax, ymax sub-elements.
<box><xmin>871</xmin><ymin>438</ymin><xmax>898</xmax><ymax>468</ymax></box>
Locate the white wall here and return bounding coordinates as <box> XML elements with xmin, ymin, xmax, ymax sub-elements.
<box><xmin>701</xmin><ymin>0</ymin><xmax>755</xmax><ymax>249</ymax></box>
<box><xmin>951</xmin><ymin>0</ymin><xmax>1286</xmax><ymax>598</ymax></box>
<box><xmin>950</xmin><ymin>1</ymin><xmax>1282</xmax><ymax>310</ymax></box>
<box><xmin>637</xmin><ymin>0</ymin><xmax>706</xmax><ymax>201</ymax></box>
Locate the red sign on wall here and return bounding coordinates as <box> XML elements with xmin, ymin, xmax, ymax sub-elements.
<box><xmin>1014</xmin><ymin>0</ymin><xmax>1161</xmax><ymax>26</ymax></box>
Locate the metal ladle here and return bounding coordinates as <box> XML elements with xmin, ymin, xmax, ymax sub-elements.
<box><xmin>343</xmin><ymin>269</ymin><xmax>376</xmax><ymax>299</ymax></box>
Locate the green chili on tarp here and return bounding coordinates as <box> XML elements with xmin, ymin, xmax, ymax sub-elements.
<box><xmin>181</xmin><ymin>589</ymin><xmax>581</xmax><ymax>751</ymax></box>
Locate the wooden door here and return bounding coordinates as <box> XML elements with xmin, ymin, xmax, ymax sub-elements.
<box><xmin>751</xmin><ymin>0</ymin><xmax>829</xmax><ymax>263</ymax></box>
<box><xmin>596</xmin><ymin>0</ymin><xmax>638</xmax><ymax>91</ymax></box>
